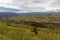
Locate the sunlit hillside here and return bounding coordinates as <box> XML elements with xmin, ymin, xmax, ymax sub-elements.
<box><xmin>0</xmin><ymin>13</ymin><xmax>60</xmax><ymax>40</ymax></box>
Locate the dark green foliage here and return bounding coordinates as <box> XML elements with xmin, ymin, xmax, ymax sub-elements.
<box><xmin>33</xmin><ymin>27</ymin><xmax>38</xmax><ymax>35</ymax></box>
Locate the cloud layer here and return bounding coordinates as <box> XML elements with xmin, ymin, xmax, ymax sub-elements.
<box><xmin>0</xmin><ymin>0</ymin><xmax>60</xmax><ymax>12</ymax></box>
<box><xmin>12</xmin><ymin>0</ymin><xmax>60</xmax><ymax>12</ymax></box>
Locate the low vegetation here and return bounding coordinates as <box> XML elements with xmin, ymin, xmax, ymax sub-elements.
<box><xmin>0</xmin><ymin>13</ymin><xmax>60</xmax><ymax>40</ymax></box>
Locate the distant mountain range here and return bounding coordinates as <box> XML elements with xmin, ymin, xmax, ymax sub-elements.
<box><xmin>0</xmin><ymin>6</ymin><xmax>60</xmax><ymax>19</ymax></box>
<box><xmin>0</xmin><ymin>12</ymin><xmax>60</xmax><ymax>20</ymax></box>
<box><xmin>0</xmin><ymin>12</ymin><xmax>19</xmax><ymax>20</ymax></box>
<box><xmin>0</xmin><ymin>11</ymin><xmax>60</xmax><ymax>17</ymax></box>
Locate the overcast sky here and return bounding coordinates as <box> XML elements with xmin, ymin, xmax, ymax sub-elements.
<box><xmin>0</xmin><ymin>0</ymin><xmax>60</xmax><ymax>12</ymax></box>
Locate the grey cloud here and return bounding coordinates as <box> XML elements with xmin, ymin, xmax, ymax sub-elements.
<box><xmin>21</xmin><ymin>6</ymin><xmax>46</xmax><ymax>11</ymax></box>
<box><xmin>33</xmin><ymin>0</ymin><xmax>45</xmax><ymax>3</ymax></box>
<box><xmin>12</xmin><ymin>0</ymin><xmax>60</xmax><ymax>12</ymax></box>
<box><xmin>50</xmin><ymin>0</ymin><xmax>60</xmax><ymax>8</ymax></box>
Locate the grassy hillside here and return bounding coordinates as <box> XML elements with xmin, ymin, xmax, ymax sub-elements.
<box><xmin>0</xmin><ymin>13</ymin><xmax>60</xmax><ymax>40</ymax></box>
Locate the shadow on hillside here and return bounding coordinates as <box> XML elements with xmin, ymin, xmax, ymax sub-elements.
<box><xmin>23</xmin><ymin>21</ymin><xmax>60</xmax><ymax>28</ymax></box>
<box><xmin>5</xmin><ymin>20</ymin><xmax>60</xmax><ymax>29</ymax></box>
